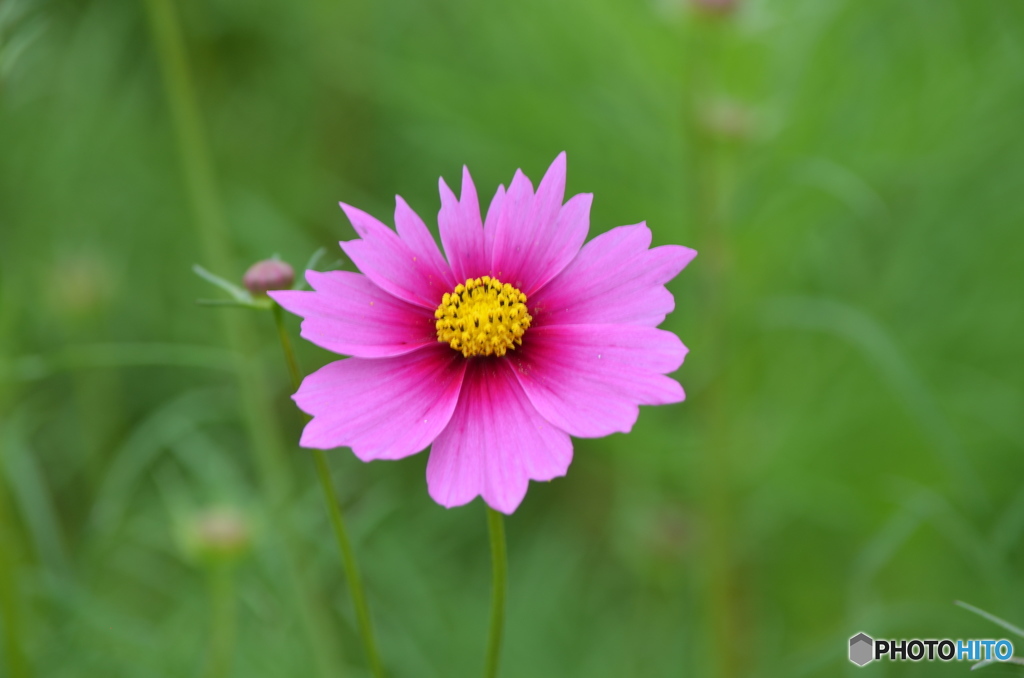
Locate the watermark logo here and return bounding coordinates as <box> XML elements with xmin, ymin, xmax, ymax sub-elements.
<box><xmin>848</xmin><ymin>632</ymin><xmax>1014</xmax><ymax>666</ymax></box>
<box><xmin>849</xmin><ymin>633</ymin><xmax>873</xmax><ymax>666</ymax></box>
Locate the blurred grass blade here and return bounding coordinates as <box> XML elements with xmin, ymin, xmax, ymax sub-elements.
<box><xmin>292</xmin><ymin>249</ymin><xmax>341</xmax><ymax>291</ymax></box>
<box><xmin>763</xmin><ymin>296</ymin><xmax>987</xmax><ymax>510</ymax></box>
<box><xmin>0</xmin><ymin>442</ymin><xmax>30</xmax><ymax>678</ymax></box>
<box><xmin>971</xmin><ymin>656</ymin><xmax>1024</xmax><ymax>670</ymax></box>
<box><xmin>2</xmin><ymin>407</ymin><xmax>69</xmax><ymax>576</ymax></box>
<box><xmin>955</xmin><ymin>600</ymin><xmax>1024</xmax><ymax>639</ymax></box>
<box><xmin>848</xmin><ymin>498</ymin><xmax>922</xmax><ymax>604</ymax></box>
<box><xmin>89</xmin><ymin>389</ymin><xmax>231</xmax><ymax>534</ymax></box>
<box><xmin>0</xmin><ymin>0</ymin><xmax>46</xmax><ymax>82</ymax></box>
<box><xmin>192</xmin><ymin>265</ymin><xmax>253</xmax><ymax>304</ymax></box>
<box><xmin>2</xmin><ymin>343</ymin><xmax>241</xmax><ymax>383</ymax></box>
<box><xmin>302</xmin><ymin>247</ymin><xmax>328</xmax><ymax>273</ymax></box>
<box><xmin>196</xmin><ymin>298</ymin><xmax>262</xmax><ymax>308</ymax></box>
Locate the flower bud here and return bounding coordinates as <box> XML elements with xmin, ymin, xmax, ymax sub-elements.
<box><xmin>184</xmin><ymin>507</ymin><xmax>253</xmax><ymax>564</ymax></box>
<box><xmin>697</xmin><ymin>98</ymin><xmax>755</xmax><ymax>142</ymax></box>
<box><xmin>242</xmin><ymin>259</ymin><xmax>294</xmax><ymax>295</ymax></box>
<box><xmin>48</xmin><ymin>252</ymin><xmax>114</xmax><ymax>318</ymax></box>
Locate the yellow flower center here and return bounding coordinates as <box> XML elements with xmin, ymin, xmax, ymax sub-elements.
<box><xmin>434</xmin><ymin>276</ymin><xmax>532</xmax><ymax>358</ymax></box>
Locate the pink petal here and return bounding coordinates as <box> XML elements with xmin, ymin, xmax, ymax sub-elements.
<box><xmin>426</xmin><ymin>359</ymin><xmax>572</xmax><ymax>514</ymax></box>
<box><xmin>531</xmin><ymin>223</ymin><xmax>697</xmax><ymax>327</ymax></box>
<box><xmin>490</xmin><ymin>153</ymin><xmax>590</xmax><ymax>295</ymax></box>
<box><xmin>294</xmin><ymin>344</ymin><xmax>467</xmax><ymax>460</ymax></box>
<box><xmin>482</xmin><ymin>183</ymin><xmax>506</xmax><ymax>258</ymax></box>
<box><xmin>438</xmin><ymin>167</ymin><xmax>489</xmax><ymax>281</ymax></box>
<box><xmin>269</xmin><ymin>271</ymin><xmax>436</xmax><ymax>358</ymax></box>
<box><xmin>394</xmin><ymin>196</ymin><xmax>458</xmax><ymax>289</ymax></box>
<box><xmin>509</xmin><ymin>324</ymin><xmax>687</xmax><ymax>438</ymax></box>
<box><xmin>338</xmin><ymin>202</ymin><xmax>453</xmax><ymax>309</ymax></box>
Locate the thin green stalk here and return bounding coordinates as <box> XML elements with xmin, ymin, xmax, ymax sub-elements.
<box><xmin>272</xmin><ymin>303</ymin><xmax>386</xmax><ymax>678</ymax></box>
<box><xmin>0</xmin><ymin>248</ymin><xmax>28</xmax><ymax>678</ymax></box>
<box><xmin>483</xmin><ymin>507</ymin><xmax>507</xmax><ymax>678</ymax></box>
<box><xmin>272</xmin><ymin>304</ymin><xmax>303</xmax><ymax>389</ymax></box>
<box><xmin>0</xmin><ymin>479</ymin><xmax>30</xmax><ymax>678</ymax></box>
<box><xmin>141</xmin><ymin>0</ymin><xmax>344</xmax><ymax>674</ymax></box>
<box><xmin>204</xmin><ymin>564</ymin><xmax>236</xmax><ymax>678</ymax></box>
<box><xmin>683</xmin><ymin>15</ymin><xmax>743</xmax><ymax>678</ymax></box>
<box><xmin>312</xmin><ymin>450</ymin><xmax>384</xmax><ymax>678</ymax></box>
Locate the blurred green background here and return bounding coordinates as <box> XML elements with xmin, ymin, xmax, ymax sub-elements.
<box><xmin>2</xmin><ymin>0</ymin><xmax>1023</xmax><ymax>675</ymax></box>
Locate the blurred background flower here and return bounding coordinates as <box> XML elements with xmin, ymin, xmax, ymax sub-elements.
<box><xmin>179</xmin><ymin>505</ymin><xmax>254</xmax><ymax>565</ymax></box>
<box><xmin>1</xmin><ymin>0</ymin><xmax>1023</xmax><ymax>676</ymax></box>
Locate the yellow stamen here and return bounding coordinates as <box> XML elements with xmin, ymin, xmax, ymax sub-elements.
<box><xmin>434</xmin><ymin>276</ymin><xmax>532</xmax><ymax>358</ymax></box>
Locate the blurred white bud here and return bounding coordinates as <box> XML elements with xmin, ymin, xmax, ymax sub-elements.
<box><xmin>183</xmin><ymin>506</ymin><xmax>253</xmax><ymax>565</ymax></box>
<box><xmin>47</xmin><ymin>251</ymin><xmax>114</xmax><ymax>318</ymax></box>
<box><xmin>697</xmin><ymin>98</ymin><xmax>756</xmax><ymax>142</ymax></box>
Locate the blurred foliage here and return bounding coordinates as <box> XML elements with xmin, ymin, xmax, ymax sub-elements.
<box><xmin>2</xmin><ymin>0</ymin><xmax>1024</xmax><ymax>676</ymax></box>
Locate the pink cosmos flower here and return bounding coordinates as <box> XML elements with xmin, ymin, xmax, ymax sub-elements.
<box><xmin>270</xmin><ymin>153</ymin><xmax>696</xmax><ymax>514</ymax></box>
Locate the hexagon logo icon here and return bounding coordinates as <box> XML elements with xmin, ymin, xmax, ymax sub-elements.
<box><xmin>849</xmin><ymin>632</ymin><xmax>874</xmax><ymax>666</ymax></box>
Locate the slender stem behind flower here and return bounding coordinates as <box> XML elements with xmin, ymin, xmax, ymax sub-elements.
<box><xmin>484</xmin><ymin>507</ymin><xmax>507</xmax><ymax>678</ymax></box>
<box><xmin>141</xmin><ymin>0</ymin><xmax>344</xmax><ymax>674</ymax></box>
<box><xmin>0</xmin><ymin>255</ymin><xmax>29</xmax><ymax>678</ymax></box>
<box><xmin>204</xmin><ymin>564</ymin><xmax>236</xmax><ymax>678</ymax></box>
<box><xmin>272</xmin><ymin>303</ymin><xmax>387</xmax><ymax>678</ymax></box>
<box><xmin>683</xmin><ymin>15</ymin><xmax>744</xmax><ymax>678</ymax></box>
<box><xmin>272</xmin><ymin>304</ymin><xmax>304</xmax><ymax>390</ymax></box>
<box><xmin>0</xmin><ymin>481</ymin><xmax>30</xmax><ymax>678</ymax></box>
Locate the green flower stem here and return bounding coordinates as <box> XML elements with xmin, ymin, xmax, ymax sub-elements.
<box><xmin>483</xmin><ymin>507</ymin><xmax>507</xmax><ymax>678</ymax></box>
<box><xmin>141</xmin><ymin>0</ymin><xmax>344</xmax><ymax>675</ymax></box>
<box><xmin>0</xmin><ymin>231</ymin><xmax>28</xmax><ymax>678</ymax></box>
<box><xmin>272</xmin><ymin>304</ymin><xmax>304</xmax><ymax>391</ymax></box>
<box><xmin>204</xmin><ymin>564</ymin><xmax>236</xmax><ymax>678</ymax></box>
<box><xmin>272</xmin><ymin>303</ymin><xmax>386</xmax><ymax>678</ymax></box>
<box><xmin>0</xmin><ymin>482</ymin><xmax>29</xmax><ymax>678</ymax></box>
<box><xmin>684</xmin><ymin>16</ymin><xmax>742</xmax><ymax>678</ymax></box>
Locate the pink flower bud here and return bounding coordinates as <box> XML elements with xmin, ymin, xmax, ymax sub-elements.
<box><xmin>243</xmin><ymin>259</ymin><xmax>294</xmax><ymax>295</ymax></box>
